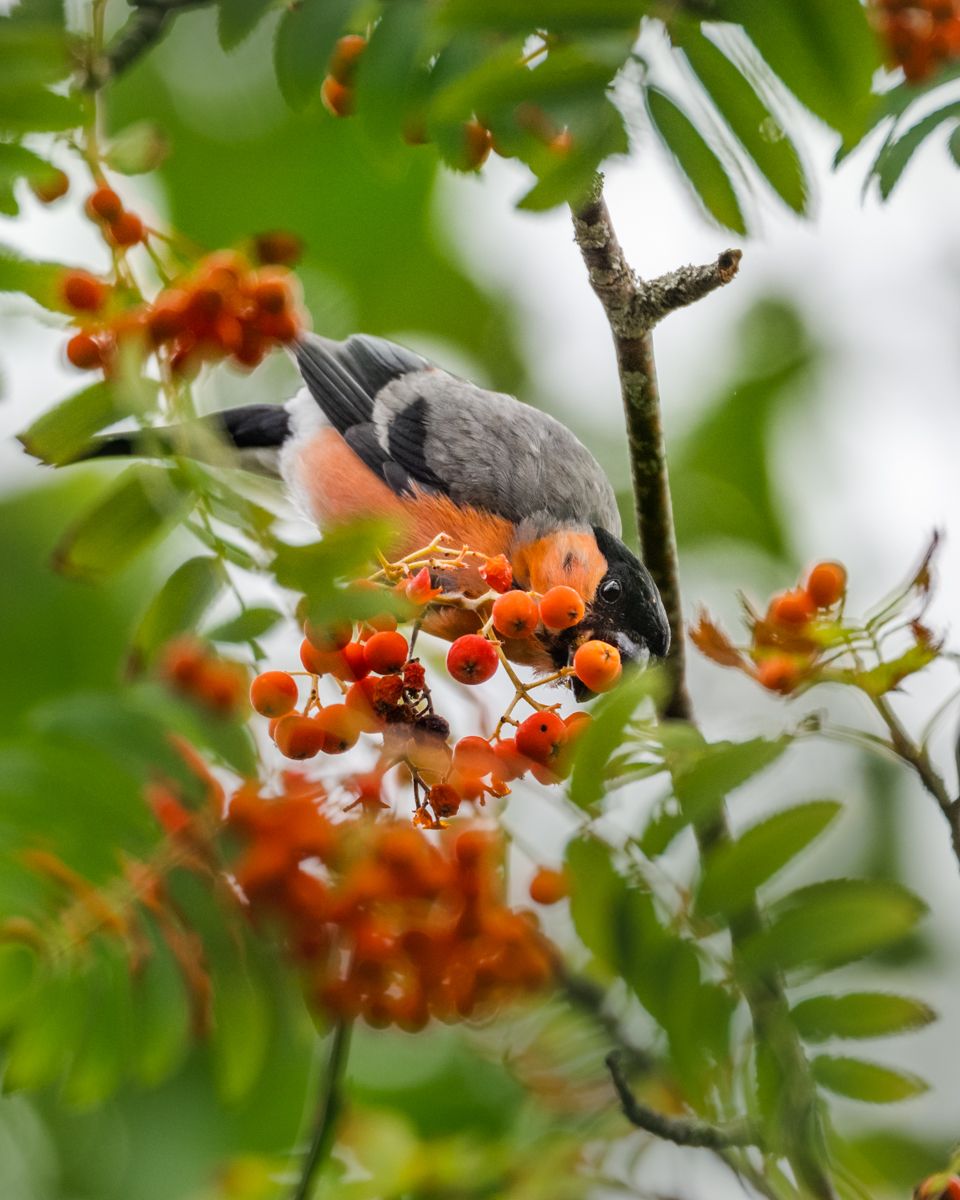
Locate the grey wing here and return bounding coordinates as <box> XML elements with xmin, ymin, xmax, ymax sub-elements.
<box><xmin>294</xmin><ymin>332</ymin><xmax>621</xmax><ymax>536</ymax></box>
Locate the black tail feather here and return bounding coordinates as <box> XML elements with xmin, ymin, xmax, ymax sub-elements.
<box><xmin>45</xmin><ymin>404</ymin><xmax>292</xmax><ymax>464</ymax></box>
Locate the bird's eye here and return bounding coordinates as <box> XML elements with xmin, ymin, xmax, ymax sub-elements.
<box><xmin>599</xmin><ymin>577</ymin><xmax>622</xmax><ymax>603</ymax></box>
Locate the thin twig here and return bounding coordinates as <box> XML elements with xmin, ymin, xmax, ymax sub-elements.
<box><xmin>570</xmin><ymin>181</ymin><xmax>836</xmax><ymax>1200</ymax></box>
<box><xmin>606</xmin><ymin>1053</ymin><xmax>762</xmax><ymax>1150</ymax></box>
<box><xmin>293</xmin><ymin>1020</ymin><xmax>352</xmax><ymax>1200</ymax></box>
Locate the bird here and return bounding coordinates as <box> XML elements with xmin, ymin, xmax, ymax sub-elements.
<box><xmin>71</xmin><ymin>331</ymin><xmax>670</xmax><ymax>697</ymax></box>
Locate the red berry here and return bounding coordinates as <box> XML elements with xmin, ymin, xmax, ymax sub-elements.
<box><xmin>30</xmin><ymin>168</ymin><xmax>69</xmax><ymax>204</ymax></box>
<box><xmin>253</xmin><ymin>230</ymin><xmax>303</xmax><ymax>266</ymax></box>
<box><xmin>344</xmin><ymin>677</ymin><xmax>381</xmax><ymax>732</ymax></box>
<box><xmin>314</xmin><ymin>704</ymin><xmax>361</xmax><ymax>754</ymax></box>
<box><xmin>529</xmin><ymin>866</ymin><xmax>569</xmax><ymax>905</ymax></box>
<box><xmin>515</xmin><ymin>711</ymin><xmax>567</xmax><ymax>765</ymax></box>
<box><xmin>61</xmin><ymin>270</ymin><xmax>107</xmax><ymax>312</ymax></box>
<box><xmin>249</xmin><ymin>671</ymin><xmax>299</xmax><ymax>718</ymax></box>
<box><xmin>446</xmin><ymin>634</ymin><xmax>499</xmax><ymax>685</ymax></box>
<box><xmin>539</xmin><ymin>585</ymin><xmax>585</xmax><ymax>631</ymax></box>
<box><xmin>492</xmin><ymin>738</ymin><xmax>529</xmax><ymax>781</ymax></box>
<box><xmin>805</xmin><ymin>561</ymin><xmax>847</xmax><ymax>609</ymax></box>
<box><xmin>363</xmin><ymin>630</ymin><xmax>409</xmax><ymax>674</ymax></box>
<box><xmin>87</xmin><ymin>185</ymin><xmax>123</xmax><ymax>223</ymax></box>
<box><xmin>273</xmin><ymin>714</ymin><xmax>326</xmax><ymax>759</ymax></box>
<box><xmin>480</xmin><ymin>554</ymin><xmax>513</xmax><ymax>593</ymax></box>
<box><xmin>462</xmin><ymin>119</ymin><xmax>492</xmax><ymax>170</ymax></box>
<box><xmin>428</xmin><ymin>783</ymin><xmax>461</xmax><ymax>818</ymax></box>
<box><xmin>492</xmin><ymin>591</ymin><xmax>539</xmax><ymax>638</ymax></box>
<box><xmin>756</xmin><ymin>655</ymin><xmax>800</xmax><ymax>694</ymax></box>
<box><xmin>767</xmin><ymin>589</ymin><xmax>815</xmax><ymax>627</ymax></box>
<box><xmin>321</xmin><ymin>76</ymin><xmax>355</xmax><ymax>117</ymax></box>
<box><xmin>303</xmin><ymin>617</ymin><xmax>353</xmax><ymax>652</ymax></box>
<box><xmin>66</xmin><ymin>332</ymin><xmax>105</xmax><ymax>370</ymax></box>
<box><xmin>573</xmin><ymin>640</ymin><xmax>622</xmax><ymax>693</ymax></box>
<box><xmin>453</xmin><ymin>736</ymin><xmax>497</xmax><ymax>777</ymax></box>
<box><xmin>329</xmin><ymin>34</ymin><xmax>367</xmax><ymax>84</ymax></box>
<box><xmin>107</xmin><ymin>211</ymin><xmax>144</xmax><ymax>247</ymax></box>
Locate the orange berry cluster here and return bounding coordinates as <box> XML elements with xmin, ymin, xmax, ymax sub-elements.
<box><xmin>319</xmin><ymin>35</ymin><xmax>572</xmax><ymax>171</ymax></box>
<box><xmin>871</xmin><ymin>0</ymin><xmax>960</xmax><ymax>82</ymax></box>
<box><xmin>63</xmin><ymin>188</ymin><xmax>304</xmax><ymax>374</ymax></box>
<box><xmin>915</xmin><ymin>1174</ymin><xmax>960</xmax><ymax>1200</ymax></box>
<box><xmin>226</xmin><ymin>780</ymin><xmax>554</xmax><ymax>1028</ymax></box>
<box><xmin>248</xmin><ymin>547</ymin><xmax>622</xmax><ymax>824</ymax></box>
<box><xmin>160</xmin><ymin>636</ymin><xmax>249</xmax><ymax>717</ymax></box>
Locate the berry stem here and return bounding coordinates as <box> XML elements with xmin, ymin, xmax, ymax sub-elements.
<box><xmin>292</xmin><ymin>1019</ymin><xmax>353</xmax><ymax>1200</ymax></box>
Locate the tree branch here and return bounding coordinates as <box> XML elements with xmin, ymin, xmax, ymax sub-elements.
<box><xmin>606</xmin><ymin>1052</ymin><xmax>762</xmax><ymax>1150</ymax></box>
<box><xmin>82</xmin><ymin>0</ymin><xmax>209</xmax><ymax>89</ymax></box>
<box><xmin>293</xmin><ymin>1020</ymin><xmax>352</xmax><ymax>1200</ymax></box>
<box><xmin>570</xmin><ymin>182</ymin><xmax>836</xmax><ymax>1200</ymax></box>
<box><xmin>571</xmin><ymin>187</ymin><xmax>739</xmax><ymax>720</ymax></box>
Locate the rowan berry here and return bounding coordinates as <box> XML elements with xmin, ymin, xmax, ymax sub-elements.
<box><xmin>363</xmin><ymin>630</ymin><xmax>409</xmax><ymax>674</ymax></box>
<box><xmin>480</xmin><ymin>554</ymin><xmax>513</xmax><ymax>593</ymax></box>
<box><xmin>148</xmin><ymin>289</ymin><xmax>191</xmax><ymax>342</ymax></box>
<box><xmin>300</xmin><ymin>637</ymin><xmax>331</xmax><ymax>675</ymax></box>
<box><xmin>66</xmin><ymin>332</ymin><xmax>105</xmax><ymax>370</ymax></box>
<box><xmin>756</xmin><ymin>655</ymin><xmax>801</xmax><ymax>694</ymax></box>
<box><xmin>196</xmin><ymin>659</ymin><xmax>248</xmax><ymax>714</ymax></box>
<box><xmin>462</xmin><ymin>119</ymin><xmax>493</xmax><ymax>169</ymax></box>
<box><xmin>573</xmin><ymin>640</ymin><xmax>622</xmax><ymax>693</ymax></box>
<box><xmin>61</xmin><ymin>270</ymin><xmax>107</xmax><ymax>312</ymax></box>
<box><xmin>492</xmin><ymin>590</ymin><xmax>539</xmax><ymax>638</ymax></box>
<box><xmin>30</xmin><ymin>168</ymin><xmax>69</xmax><ymax>204</ymax></box>
<box><xmin>303</xmin><ymin>617</ymin><xmax>353</xmax><ymax>652</ymax></box>
<box><xmin>329</xmin><ymin>34</ymin><xmax>367</xmax><ymax>84</ymax></box>
<box><xmin>428</xmin><ymin>784</ymin><xmax>462</xmax><ymax>818</ymax></box>
<box><xmin>767</xmin><ymin>588</ymin><xmax>815</xmax><ymax>627</ymax></box>
<box><xmin>321</xmin><ymin>76</ymin><xmax>355</xmax><ymax>117</ymax></box>
<box><xmin>252</xmin><ymin>273</ymin><xmax>290</xmax><ymax>315</ymax></box>
<box><xmin>249</xmin><ymin>671</ymin><xmax>299</xmax><ymax>718</ymax></box>
<box><xmin>274</xmin><ymin>714</ymin><xmax>327</xmax><ymax>759</ymax></box>
<box><xmin>345</xmin><ymin>677</ymin><xmax>381</xmax><ymax>731</ymax></box>
<box><xmin>315</xmin><ymin>704</ymin><xmax>361</xmax><ymax>754</ymax></box>
<box><xmin>341</xmin><ymin>641</ymin><xmax>371</xmax><ymax>681</ymax></box>
<box><xmin>455</xmin><ymin>828</ymin><xmax>497</xmax><ymax>866</ymax></box>
<box><xmin>529</xmin><ymin>867</ymin><xmax>569</xmax><ymax>905</ymax></box>
<box><xmin>805</xmin><ymin>561</ymin><xmax>847</xmax><ymax>609</ymax></box>
<box><xmin>87</xmin><ymin>185</ymin><xmax>123</xmax><ymax>223</ymax></box>
<box><xmin>516</xmin><ymin>711</ymin><xmax>567</xmax><ymax>764</ymax></box>
<box><xmin>447</xmin><ymin>634</ymin><xmax>499</xmax><ymax>684</ymax></box>
<box><xmin>253</xmin><ymin>230</ymin><xmax>303</xmax><ymax>266</ymax></box>
<box><xmin>539</xmin><ymin>585</ymin><xmax>585</xmax><ymax>631</ymax></box>
<box><xmin>492</xmin><ymin>737</ymin><xmax>529</xmax><ymax>781</ymax></box>
<box><xmin>453</xmin><ymin>736</ymin><xmax>497</xmax><ymax>777</ymax></box>
<box><xmin>106</xmin><ymin>210</ymin><xmax>144</xmax><ymax>247</ymax></box>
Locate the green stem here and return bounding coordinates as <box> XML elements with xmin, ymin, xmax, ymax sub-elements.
<box><xmin>293</xmin><ymin>1020</ymin><xmax>352</xmax><ymax>1200</ymax></box>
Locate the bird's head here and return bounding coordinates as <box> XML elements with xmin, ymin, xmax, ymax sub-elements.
<box><xmin>513</xmin><ymin>523</ymin><xmax>670</xmax><ymax>700</ymax></box>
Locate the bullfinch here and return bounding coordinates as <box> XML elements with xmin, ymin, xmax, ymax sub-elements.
<box><xmin>73</xmin><ymin>332</ymin><xmax>670</xmax><ymax>696</ymax></box>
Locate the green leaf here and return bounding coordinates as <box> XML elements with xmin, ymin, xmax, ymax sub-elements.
<box><xmin>678</xmin><ymin>28</ymin><xmax>807</xmax><ymax>214</ymax></box>
<box><xmin>440</xmin><ymin>0</ymin><xmax>644</xmax><ymax>33</ymax></box>
<box><xmin>637</xmin><ymin>797</ymin><xmax>688</xmax><ymax>858</ymax></box>
<box><xmin>873</xmin><ymin>103</ymin><xmax>960</xmax><ymax>200</ymax></box>
<box><xmin>792</xmin><ymin>993</ymin><xmax>936</xmax><ymax>1043</ymax></box>
<box><xmin>359</xmin><ymin>0</ymin><xmax>431</xmax><ymax>147</ymax></box>
<box><xmin>742</xmin><ymin>879</ymin><xmax>927</xmax><ymax>976</ymax></box>
<box><xmin>646</xmin><ymin>87</ymin><xmax>746</xmax><ymax>234</ymax></box>
<box><xmin>0</xmin><ymin>944</ymin><xmax>39</xmax><ymax>1030</ymax></box>
<box><xmin>130</xmin><ymin>556</ymin><xmax>225</xmax><ymax>669</ymax></box>
<box><xmin>62</xmin><ymin>946</ymin><xmax>133</xmax><ymax>1108</ymax></box>
<box><xmin>206</xmin><ymin>605</ymin><xmax>285</xmax><ymax>643</ymax></box>
<box><xmin>210</xmin><ymin>959</ymin><xmax>272</xmax><ymax>1103</ymax></box>
<box><xmin>669</xmin><ymin>734</ymin><xmax>788</xmax><ymax>828</ymax></box>
<box><xmin>0</xmin><ymin>143</ymin><xmax>62</xmax><ymax>216</ymax></box>
<box><xmin>17</xmin><ymin>380</ymin><xmax>153</xmax><ymax>466</ymax></box>
<box><xmin>812</xmin><ymin>1055</ymin><xmax>928</xmax><ymax>1104</ymax></box>
<box><xmin>949</xmin><ymin>123</ymin><xmax>960</xmax><ymax>168</ymax></box>
<box><xmin>0</xmin><ymin>15</ymin><xmax>70</xmax><ymax>88</ymax></box>
<box><xmin>131</xmin><ymin>928</ymin><xmax>191</xmax><ymax>1086</ymax></box>
<box><xmin>696</xmin><ymin>800</ymin><xmax>841</xmax><ymax>916</ymax></box>
<box><xmin>4</xmin><ymin>966</ymin><xmax>88</xmax><ymax>1091</ymax></box>
<box><xmin>103</xmin><ymin>121</ymin><xmax>170</xmax><ymax>175</ymax></box>
<box><xmin>565</xmin><ymin>835</ymin><xmax>626</xmax><ymax>969</ymax></box>
<box><xmin>274</xmin><ymin>0</ymin><xmax>354</xmax><ymax>110</ymax></box>
<box><xmin>672</xmin><ymin>298</ymin><xmax>815</xmax><ymax>559</ymax></box>
<box><xmin>713</xmin><ymin>0</ymin><xmax>880</xmax><ymax>149</ymax></box>
<box><xmin>51</xmin><ymin>464</ymin><xmax>191</xmax><ymax>580</ymax></box>
<box><xmin>569</xmin><ymin>672</ymin><xmax>659</xmax><ymax>810</ymax></box>
<box><xmin>217</xmin><ymin>0</ymin><xmax>274</xmax><ymax>50</ymax></box>
<box><xmin>0</xmin><ymin>85</ymin><xmax>82</xmax><ymax>134</ymax></box>
<box><xmin>0</xmin><ymin>242</ymin><xmax>73</xmax><ymax>313</ymax></box>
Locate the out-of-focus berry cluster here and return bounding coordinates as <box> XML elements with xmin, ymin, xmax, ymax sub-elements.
<box><xmin>225</xmin><ymin>777</ymin><xmax>554</xmax><ymax>1028</ymax></box>
<box><xmin>871</xmin><ymin>0</ymin><xmax>960</xmax><ymax>83</ymax></box>
<box><xmin>692</xmin><ymin>546</ymin><xmax>942</xmax><ymax>698</ymax></box>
